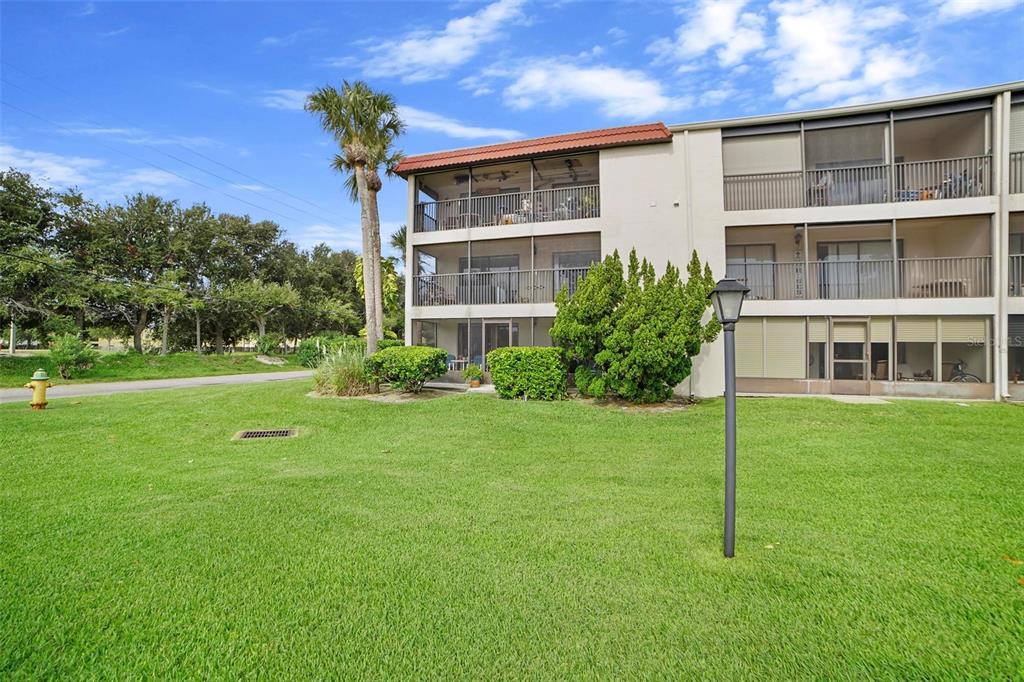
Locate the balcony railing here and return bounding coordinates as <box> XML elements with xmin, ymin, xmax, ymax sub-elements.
<box><xmin>1010</xmin><ymin>255</ymin><xmax>1023</xmax><ymax>297</ymax></box>
<box><xmin>806</xmin><ymin>164</ymin><xmax>889</xmax><ymax>206</ymax></box>
<box><xmin>413</xmin><ymin>267</ymin><xmax>590</xmax><ymax>306</ymax></box>
<box><xmin>726</xmin><ymin>256</ymin><xmax>992</xmax><ymax>300</ymax></box>
<box><xmin>723</xmin><ymin>171</ymin><xmax>803</xmax><ymax>210</ymax></box>
<box><xmin>894</xmin><ymin>155</ymin><xmax>991</xmax><ymax>201</ymax></box>
<box><xmin>413</xmin><ymin>185</ymin><xmax>600</xmax><ymax>232</ymax></box>
<box><xmin>723</xmin><ymin>155</ymin><xmax>993</xmax><ymax>210</ymax></box>
<box><xmin>1011</xmin><ymin>151</ymin><xmax>1024</xmax><ymax>195</ymax></box>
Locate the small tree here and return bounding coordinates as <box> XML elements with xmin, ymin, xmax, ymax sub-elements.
<box><xmin>551</xmin><ymin>249</ymin><xmax>720</xmax><ymax>403</ymax></box>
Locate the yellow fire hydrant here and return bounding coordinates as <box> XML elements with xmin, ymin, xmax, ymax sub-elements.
<box><xmin>24</xmin><ymin>368</ymin><xmax>54</xmax><ymax>410</ymax></box>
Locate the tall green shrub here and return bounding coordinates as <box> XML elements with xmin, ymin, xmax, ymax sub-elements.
<box><xmin>366</xmin><ymin>346</ymin><xmax>446</xmax><ymax>393</ymax></box>
<box><xmin>551</xmin><ymin>249</ymin><xmax>719</xmax><ymax>403</ymax></box>
<box><xmin>487</xmin><ymin>347</ymin><xmax>566</xmax><ymax>401</ymax></box>
<box><xmin>49</xmin><ymin>333</ymin><xmax>99</xmax><ymax>379</ymax></box>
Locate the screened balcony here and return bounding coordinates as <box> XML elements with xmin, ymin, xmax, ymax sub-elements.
<box><xmin>411</xmin><ymin>317</ymin><xmax>555</xmax><ymax>377</ymax></box>
<box><xmin>413</xmin><ymin>153</ymin><xmax>600</xmax><ymax>232</ymax></box>
<box><xmin>722</xmin><ymin>103</ymin><xmax>994</xmax><ymax>210</ymax></box>
<box><xmin>725</xmin><ymin>217</ymin><xmax>993</xmax><ymax>300</ymax></box>
<box><xmin>411</xmin><ymin>234</ymin><xmax>600</xmax><ymax>306</ymax></box>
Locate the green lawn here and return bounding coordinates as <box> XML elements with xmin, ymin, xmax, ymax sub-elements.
<box><xmin>2</xmin><ymin>384</ymin><xmax>1022</xmax><ymax>678</ymax></box>
<box><xmin>0</xmin><ymin>351</ymin><xmax>301</xmax><ymax>387</ymax></box>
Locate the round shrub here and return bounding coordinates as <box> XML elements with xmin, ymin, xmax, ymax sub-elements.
<box><xmin>49</xmin><ymin>333</ymin><xmax>99</xmax><ymax>379</ymax></box>
<box><xmin>486</xmin><ymin>347</ymin><xmax>566</xmax><ymax>401</ymax></box>
<box><xmin>366</xmin><ymin>346</ymin><xmax>447</xmax><ymax>393</ymax></box>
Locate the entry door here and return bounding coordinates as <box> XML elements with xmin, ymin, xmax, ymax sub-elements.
<box><xmin>481</xmin><ymin>320</ymin><xmax>519</xmax><ymax>369</ymax></box>
<box><xmin>831</xmin><ymin>319</ymin><xmax>870</xmax><ymax>394</ymax></box>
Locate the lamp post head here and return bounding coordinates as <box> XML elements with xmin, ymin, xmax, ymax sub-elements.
<box><xmin>708</xmin><ymin>278</ymin><xmax>749</xmax><ymax>326</ymax></box>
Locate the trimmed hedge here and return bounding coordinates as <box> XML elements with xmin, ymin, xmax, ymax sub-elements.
<box><xmin>376</xmin><ymin>338</ymin><xmax>405</xmax><ymax>350</ymax></box>
<box><xmin>366</xmin><ymin>345</ymin><xmax>447</xmax><ymax>393</ymax></box>
<box><xmin>486</xmin><ymin>346</ymin><xmax>566</xmax><ymax>401</ymax></box>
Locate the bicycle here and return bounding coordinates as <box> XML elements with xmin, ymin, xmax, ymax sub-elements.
<box><xmin>949</xmin><ymin>359</ymin><xmax>982</xmax><ymax>383</ymax></box>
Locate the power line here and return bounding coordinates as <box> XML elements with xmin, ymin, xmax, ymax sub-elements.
<box><xmin>1</xmin><ymin>99</ymin><xmax>315</xmax><ymax>226</ymax></box>
<box><xmin>0</xmin><ymin>80</ymin><xmax>338</xmax><ymax>225</ymax></box>
<box><xmin>0</xmin><ymin>60</ymin><xmax>341</xmax><ymax>219</ymax></box>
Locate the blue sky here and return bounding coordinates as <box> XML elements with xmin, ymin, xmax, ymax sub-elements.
<box><xmin>1</xmin><ymin>0</ymin><xmax>1021</xmax><ymax>260</ymax></box>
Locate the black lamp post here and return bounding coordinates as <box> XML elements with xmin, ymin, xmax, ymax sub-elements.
<box><xmin>708</xmin><ymin>278</ymin><xmax>749</xmax><ymax>558</ymax></box>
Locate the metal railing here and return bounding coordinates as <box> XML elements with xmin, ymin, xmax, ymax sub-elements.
<box><xmin>727</xmin><ymin>256</ymin><xmax>992</xmax><ymax>300</ymax></box>
<box><xmin>1009</xmin><ymin>255</ymin><xmax>1023</xmax><ymax>297</ymax></box>
<box><xmin>894</xmin><ymin>155</ymin><xmax>991</xmax><ymax>201</ymax></box>
<box><xmin>723</xmin><ymin>171</ymin><xmax>803</xmax><ymax>211</ymax></box>
<box><xmin>805</xmin><ymin>164</ymin><xmax>889</xmax><ymax>206</ymax></box>
<box><xmin>1011</xmin><ymin>151</ymin><xmax>1024</xmax><ymax>195</ymax></box>
<box><xmin>723</xmin><ymin>155</ymin><xmax>994</xmax><ymax>210</ymax></box>
<box><xmin>899</xmin><ymin>256</ymin><xmax>991</xmax><ymax>297</ymax></box>
<box><xmin>412</xmin><ymin>267</ymin><xmax>590</xmax><ymax>306</ymax></box>
<box><xmin>413</xmin><ymin>185</ymin><xmax>600</xmax><ymax>232</ymax></box>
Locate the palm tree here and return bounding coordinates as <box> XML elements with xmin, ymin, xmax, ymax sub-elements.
<box><xmin>305</xmin><ymin>81</ymin><xmax>404</xmax><ymax>355</ymax></box>
<box><xmin>389</xmin><ymin>225</ymin><xmax>407</xmax><ymax>266</ymax></box>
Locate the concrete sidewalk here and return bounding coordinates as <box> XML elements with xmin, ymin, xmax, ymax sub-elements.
<box><xmin>0</xmin><ymin>370</ymin><xmax>313</xmax><ymax>404</ymax></box>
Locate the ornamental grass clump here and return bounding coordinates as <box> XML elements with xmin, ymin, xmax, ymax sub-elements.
<box><xmin>313</xmin><ymin>346</ymin><xmax>370</xmax><ymax>396</ymax></box>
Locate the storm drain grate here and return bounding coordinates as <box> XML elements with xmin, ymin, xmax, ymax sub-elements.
<box><xmin>234</xmin><ymin>428</ymin><xmax>297</xmax><ymax>440</ymax></box>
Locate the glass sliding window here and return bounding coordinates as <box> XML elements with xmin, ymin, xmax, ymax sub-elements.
<box><xmin>816</xmin><ymin>239</ymin><xmax>898</xmax><ymax>299</ymax></box>
<box><xmin>726</xmin><ymin>244</ymin><xmax>775</xmax><ymax>300</ymax></box>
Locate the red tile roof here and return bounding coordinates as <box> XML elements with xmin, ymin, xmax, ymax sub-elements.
<box><xmin>394</xmin><ymin>122</ymin><xmax>672</xmax><ymax>176</ymax></box>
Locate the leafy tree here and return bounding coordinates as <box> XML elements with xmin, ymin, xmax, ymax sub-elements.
<box><xmin>552</xmin><ymin>249</ymin><xmax>720</xmax><ymax>403</ymax></box>
<box><xmin>305</xmin><ymin>80</ymin><xmax>404</xmax><ymax>355</ymax></box>
<box><xmin>227</xmin><ymin>279</ymin><xmax>299</xmax><ymax>339</ymax></box>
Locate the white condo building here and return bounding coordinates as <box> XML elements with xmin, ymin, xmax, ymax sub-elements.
<box><xmin>398</xmin><ymin>82</ymin><xmax>1024</xmax><ymax>401</ymax></box>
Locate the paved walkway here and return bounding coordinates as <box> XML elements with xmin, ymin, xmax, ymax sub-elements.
<box><xmin>0</xmin><ymin>370</ymin><xmax>313</xmax><ymax>404</ymax></box>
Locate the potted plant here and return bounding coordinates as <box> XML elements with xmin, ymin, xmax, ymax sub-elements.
<box><xmin>462</xmin><ymin>363</ymin><xmax>484</xmax><ymax>388</ymax></box>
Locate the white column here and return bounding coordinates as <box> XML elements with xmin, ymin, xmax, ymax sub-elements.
<box><xmin>994</xmin><ymin>91</ymin><xmax>1011</xmax><ymax>399</ymax></box>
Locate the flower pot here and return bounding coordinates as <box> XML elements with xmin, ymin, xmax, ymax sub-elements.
<box><xmin>469</xmin><ymin>379</ymin><xmax>481</xmax><ymax>388</ymax></box>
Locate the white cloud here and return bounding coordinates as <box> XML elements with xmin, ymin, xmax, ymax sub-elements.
<box><xmin>767</xmin><ymin>0</ymin><xmax>915</xmax><ymax>107</ymax></box>
<box><xmin>363</xmin><ymin>0</ymin><xmax>527</xmax><ymax>82</ymax></box>
<box><xmin>397</xmin><ymin>105</ymin><xmax>522</xmax><ymax>140</ymax></box>
<box><xmin>260</xmin><ymin>28</ymin><xmax>320</xmax><ymax>47</ymax></box>
<box><xmin>103</xmin><ymin>169</ymin><xmax>184</xmax><ymax>197</ymax></box>
<box><xmin>259</xmin><ymin>89</ymin><xmax>308</xmax><ymax>111</ymax></box>
<box><xmin>649</xmin><ymin>0</ymin><xmax>766</xmax><ymax>67</ymax></box>
<box><xmin>58</xmin><ymin>125</ymin><xmax>220</xmax><ymax>148</ymax></box>
<box><xmin>99</xmin><ymin>26</ymin><xmax>131</xmax><ymax>38</ymax></box>
<box><xmin>183</xmin><ymin>81</ymin><xmax>233</xmax><ymax>96</ymax></box>
<box><xmin>502</xmin><ymin>60</ymin><xmax>691</xmax><ymax>118</ymax></box>
<box><xmin>293</xmin><ymin>223</ymin><xmax>363</xmax><ymax>252</ymax></box>
<box><xmin>0</xmin><ymin>143</ymin><xmax>184</xmax><ymax>199</ymax></box>
<box><xmin>71</xmin><ymin>2</ymin><xmax>96</xmax><ymax>17</ymax></box>
<box><xmin>0</xmin><ymin>143</ymin><xmax>102</xmax><ymax>187</ymax></box>
<box><xmin>230</xmin><ymin>183</ymin><xmax>268</xmax><ymax>192</ymax></box>
<box><xmin>936</xmin><ymin>0</ymin><xmax>1020</xmax><ymax>19</ymax></box>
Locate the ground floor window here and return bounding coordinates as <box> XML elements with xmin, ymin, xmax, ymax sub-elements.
<box><xmin>897</xmin><ymin>342</ymin><xmax>935</xmax><ymax>381</ymax></box>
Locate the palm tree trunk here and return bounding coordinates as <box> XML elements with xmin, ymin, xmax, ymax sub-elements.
<box><xmin>354</xmin><ymin>163</ymin><xmax>379</xmax><ymax>356</ymax></box>
<box><xmin>367</xmin><ymin>188</ymin><xmax>385</xmax><ymax>343</ymax></box>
